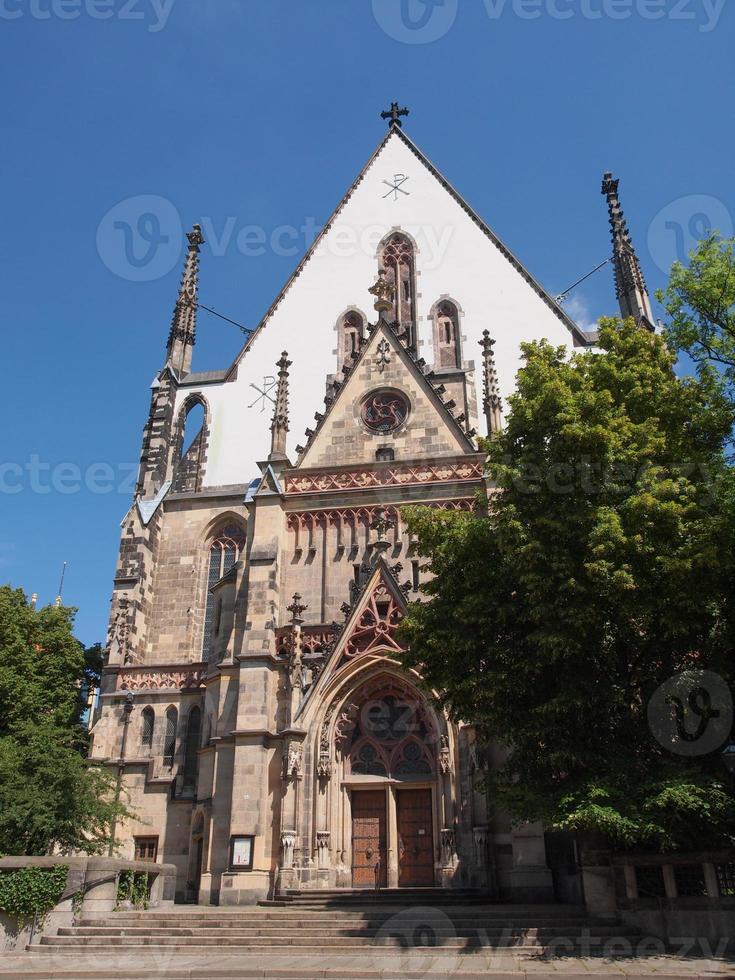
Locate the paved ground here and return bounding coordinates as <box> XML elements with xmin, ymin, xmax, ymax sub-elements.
<box><xmin>1</xmin><ymin>950</ymin><xmax>734</xmax><ymax>980</ymax></box>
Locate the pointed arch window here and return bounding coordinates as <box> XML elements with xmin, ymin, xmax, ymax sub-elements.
<box><xmin>183</xmin><ymin>706</ymin><xmax>201</xmax><ymax>788</ymax></box>
<box><xmin>433</xmin><ymin>301</ymin><xmax>462</xmax><ymax>369</ymax></box>
<box><xmin>350</xmin><ymin>740</ymin><xmax>389</xmax><ymax>777</ymax></box>
<box><xmin>173</xmin><ymin>397</ymin><xmax>207</xmax><ymax>494</ymax></box>
<box><xmin>379</xmin><ymin>234</ymin><xmax>417</xmax><ymax>349</ymax></box>
<box><xmin>345</xmin><ymin>693</ymin><xmax>435</xmax><ymax>780</ymax></box>
<box><xmin>141</xmin><ymin>706</ymin><xmax>155</xmax><ymax>754</ymax></box>
<box><xmin>339</xmin><ymin>311</ymin><xmax>364</xmax><ymax>370</ymax></box>
<box><xmin>203</xmin><ymin>523</ymin><xmax>246</xmax><ymax>662</ymax></box>
<box><xmin>163</xmin><ymin>707</ymin><xmax>178</xmax><ymax>768</ymax></box>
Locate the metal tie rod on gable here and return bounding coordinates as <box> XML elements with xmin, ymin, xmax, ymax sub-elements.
<box><xmin>555</xmin><ymin>257</ymin><xmax>611</xmax><ymax>305</ymax></box>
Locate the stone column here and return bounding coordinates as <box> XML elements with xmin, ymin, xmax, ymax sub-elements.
<box><xmin>473</xmin><ymin>826</ymin><xmax>490</xmax><ymax>888</ymax></box>
<box><xmin>438</xmin><ymin>736</ymin><xmax>458</xmax><ymax>887</ymax></box>
<box><xmin>387</xmin><ymin>785</ymin><xmax>399</xmax><ymax>889</ymax></box>
<box><xmin>316</xmin><ymin>832</ymin><xmax>331</xmax><ymax>871</ymax></box>
<box><xmin>281</xmin><ymin>832</ymin><xmax>296</xmax><ymax>870</ymax></box>
<box><xmin>510</xmin><ymin>822</ymin><xmax>554</xmax><ymax>902</ymax></box>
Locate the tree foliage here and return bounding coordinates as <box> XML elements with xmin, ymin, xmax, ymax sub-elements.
<box><xmin>400</xmin><ymin>318</ymin><xmax>735</xmax><ymax>851</ymax></box>
<box><xmin>0</xmin><ymin>587</ymin><xmax>126</xmax><ymax>856</ymax></box>
<box><xmin>658</xmin><ymin>233</ymin><xmax>735</xmax><ymax>400</ymax></box>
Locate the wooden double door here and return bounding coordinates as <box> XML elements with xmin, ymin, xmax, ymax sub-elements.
<box><xmin>351</xmin><ymin>788</ymin><xmax>434</xmax><ymax>888</ymax></box>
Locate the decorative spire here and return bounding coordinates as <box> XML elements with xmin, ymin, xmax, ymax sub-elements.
<box><xmin>287</xmin><ymin>593</ymin><xmax>308</xmax><ymax>626</ymax></box>
<box><xmin>370</xmin><ymin>507</ymin><xmax>396</xmax><ymax>556</ymax></box>
<box><xmin>369</xmin><ymin>269</ymin><xmax>395</xmax><ymax>320</ymax></box>
<box><xmin>480</xmin><ymin>332</ymin><xmax>503</xmax><ymax>439</ymax></box>
<box><xmin>381</xmin><ymin>102</ymin><xmax>410</xmax><ymax>129</ymax></box>
<box><xmin>167</xmin><ymin>224</ymin><xmax>205</xmax><ymax>375</ymax></box>
<box><xmin>601</xmin><ymin>173</ymin><xmax>655</xmax><ymax>331</ymax></box>
<box><xmin>269</xmin><ymin>351</ymin><xmax>292</xmax><ymax>460</ymax></box>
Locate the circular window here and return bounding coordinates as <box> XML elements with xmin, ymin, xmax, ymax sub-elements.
<box><xmin>361</xmin><ymin>390</ymin><xmax>409</xmax><ymax>433</ymax></box>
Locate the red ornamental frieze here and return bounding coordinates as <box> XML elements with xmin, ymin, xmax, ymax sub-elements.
<box><xmin>286</xmin><ymin>499</ymin><xmax>474</xmax><ymax>539</ymax></box>
<box><xmin>284</xmin><ymin>459</ymin><xmax>484</xmax><ymax>495</ymax></box>
<box><xmin>117</xmin><ymin>665</ymin><xmax>206</xmax><ymax>692</ymax></box>
<box><xmin>275</xmin><ymin>625</ymin><xmax>337</xmax><ymax>656</ymax></box>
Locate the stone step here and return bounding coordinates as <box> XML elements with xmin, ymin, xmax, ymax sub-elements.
<box><xmin>96</xmin><ymin>907</ymin><xmax>588</xmax><ymax>917</ymax></box>
<box><xmin>61</xmin><ymin>924</ymin><xmax>637</xmax><ymax>939</ymax></box>
<box><xmin>78</xmin><ymin>914</ymin><xmax>608</xmax><ymax>928</ymax></box>
<box><xmin>262</xmin><ymin>901</ymin><xmax>590</xmax><ymax>913</ymax></box>
<box><xmin>41</xmin><ymin>934</ymin><xmax>643</xmax><ymax>951</ymax></box>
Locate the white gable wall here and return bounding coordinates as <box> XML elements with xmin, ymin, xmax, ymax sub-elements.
<box><xmin>175</xmin><ymin>132</ymin><xmax>582</xmax><ymax>488</ymax></box>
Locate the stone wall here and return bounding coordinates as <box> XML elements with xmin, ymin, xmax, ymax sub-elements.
<box><xmin>0</xmin><ymin>857</ymin><xmax>176</xmax><ymax>950</ymax></box>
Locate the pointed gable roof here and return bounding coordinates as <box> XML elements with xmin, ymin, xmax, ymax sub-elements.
<box><xmin>227</xmin><ymin>128</ymin><xmax>590</xmax><ymax>381</ymax></box>
<box><xmin>296</xmin><ymin>557</ymin><xmax>409</xmax><ymax>718</ymax></box>
<box><xmin>295</xmin><ymin>317</ymin><xmax>476</xmax><ymax>469</ymax></box>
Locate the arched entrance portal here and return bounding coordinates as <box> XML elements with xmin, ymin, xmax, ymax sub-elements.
<box><xmin>300</xmin><ymin>668</ymin><xmax>459</xmax><ymax>892</ymax></box>
<box><xmin>345</xmin><ymin>692</ymin><xmax>436</xmax><ymax>888</ymax></box>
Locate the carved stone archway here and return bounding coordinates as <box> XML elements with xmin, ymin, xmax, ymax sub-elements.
<box><xmin>295</xmin><ymin>663</ymin><xmax>460</xmax><ymax>892</ymax></box>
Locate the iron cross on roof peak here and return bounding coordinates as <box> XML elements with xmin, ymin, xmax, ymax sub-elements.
<box><xmin>381</xmin><ymin>102</ymin><xmax>410</xmax><ymax>129</ymax></box>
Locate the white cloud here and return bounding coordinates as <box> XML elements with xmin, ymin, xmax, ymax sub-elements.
<box><xmin>565</xmin><ymin>293</ymin><xmax>600</xmax><ymax>335</ymax></box>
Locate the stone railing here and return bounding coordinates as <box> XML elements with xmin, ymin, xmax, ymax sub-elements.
<box><xmin>581</xmin><ymin>848</ymin><xmax>735</xmax><ymax>955</ymax></box>
<box><xmin>0</xmin><ymin>856</ymin><xmax>177</xmax><ymax>951</ymax></box>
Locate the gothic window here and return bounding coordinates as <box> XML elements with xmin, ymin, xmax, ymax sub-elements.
<box><xmin>350</xmin><ymin>740</ymin><xmax>388</xmax><ymax>777</ymax></box>
<box><xmin>183</xmin><ymin>706</ymin><xmax>201</xmax><ymax>788</ymax></box>
<box><xmin>173</xmin><ymin>397</ymin><xmax>207</xmax><ymax>493</ymax></box>
<box><xmin>339</xmin><ymin>311</ymin><xmax>364</xmax><ymax>370</ymax></box>
<box><xmin>391</xmin><ymin>738</ymin><xmax>432</xmax><ymax>777</ymax></box>
<box><xmin>345</xmin><ymin>694</ymin><xmax>435</xmax><ymax>779</ymax></box>
<box><xmin>163</xmin><ymin>706</ymin><xmax>178</xmax><ymax>768</ymax></box>
<box><xmin>141</xmin><ymin>706</ymin><xmax>155</xmax><ymax>753</ymax></box>
<box><xmin>202</xmin><ymin>523</ymin><xmax>246</xmax><ymax>662</ymax></box>
<box><xmin>433</xmin><ymin>301</ymin><xmax>462</xmax><ymax>369</ymax></box>
<box><xmin>379</xmin><ymin>233</ymin><xmax>417</xmax><ymax>349</ymax></box>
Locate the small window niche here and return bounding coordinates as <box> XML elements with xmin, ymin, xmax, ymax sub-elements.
<box><xmin>433</xmin><ymin>300</ymin><xmax>462</xmax><ymax>369</ymax></box>
<box><xmin>229</xmin><ymin>835</ymin><xmax>255</xmax><ymax>871</ymax></box>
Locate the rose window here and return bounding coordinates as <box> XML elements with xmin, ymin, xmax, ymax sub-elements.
<box><xmin>361</xmin><ymin>390</ymin><xmax>409</xmax><ymax>433</ymax></box>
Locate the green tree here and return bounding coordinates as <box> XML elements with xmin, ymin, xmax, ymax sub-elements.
<box><xmin>0</xmin><ymin>587</ymin><xmax>126</xmax><ymax>856</ymax></box>
<box><xmin>400</xmin><ymin>319</ymin><xmax>735</xmax><ymax>851</ymax></box>
<box><xmin>658</xmin><ymin>233</ymin><xmax>735</xmax><ymax>399</ymax></box>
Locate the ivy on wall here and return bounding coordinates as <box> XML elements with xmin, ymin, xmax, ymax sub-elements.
<box><xmin>115</xmin><ymin>870</ymin><xmax>151</xmax><ymax>910</ymax></box>
<box><xmin>0</xmin><ymin>866</ymin><xmax>68</xmax><ymax>923</ymax></box>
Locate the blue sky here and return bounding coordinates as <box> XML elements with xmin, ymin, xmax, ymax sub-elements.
<box><xmin>1</xmin><ymin>0</ymin><xmax>733</xmax><ymax>646</ymax></box>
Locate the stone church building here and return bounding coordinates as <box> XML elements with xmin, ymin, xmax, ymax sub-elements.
<box><xmin>89</xmin><ymin>109</ymin><xmax>654</xmax><ymax>906</ymax></box>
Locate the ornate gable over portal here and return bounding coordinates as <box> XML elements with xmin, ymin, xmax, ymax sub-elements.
<box><xmin>294</xmin><ymin>315</ymin><xmax>476</xmax><ymax>471</ymax></box>
<box><xmin>297</xmin><ymin>557</ymin><xmax>410</xmax><ymax>715</ymax></box>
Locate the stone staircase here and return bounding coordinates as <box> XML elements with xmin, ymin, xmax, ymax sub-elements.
<box><xmin>35</xmin><ymin>889</ymin><xmax>645</xmax><ymax>957</ymax></box>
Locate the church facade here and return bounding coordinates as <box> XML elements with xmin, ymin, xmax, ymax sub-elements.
<box><xmin>89</xmin><ymin>113</ymin><xmax>654</xmax><ymax>906</ymax></box>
